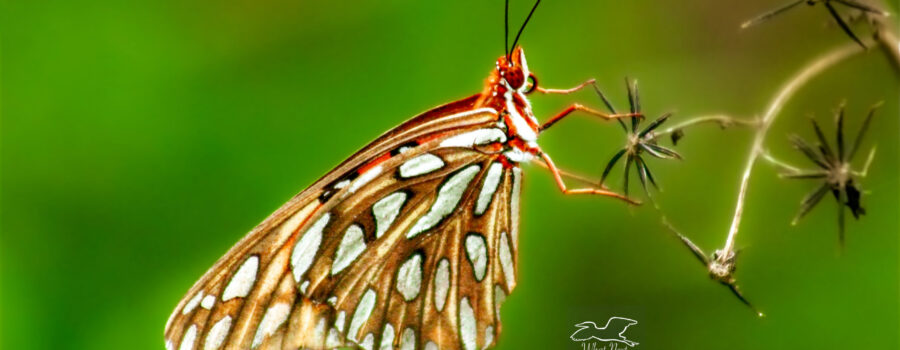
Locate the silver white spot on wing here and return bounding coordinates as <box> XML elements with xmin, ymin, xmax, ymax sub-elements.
<box><xmin>439</xmin><ymin>128</ymin><xmax>507</xmax><ymax>149</ymax></box>
<box><xmin>182</xmin><ymin>292</ymin><xmax>203</xmax><ymax>315</ymax></box>
<box><xmin>460</xmin><ymin>297</ymin><xmax>477</xmax><ymax>350</ymax></box>
<box><xmin>300</xmin><ymin>280</ymin><xmax>310</xmax><ymax>295</ymax></box>
<box><xmin>494</xmin><ymin>285</ymin><xmax>507</xmax><ymax>321</ymax></box>
<box><xmin>222</xmin><ymin>255</ymin><xmax>258</xmax><ymax>301</ymax></box>
<box><xmin>328</xmin><ymin>296</ymin><xmax>337</xmax><ymax>305</ymax></box>
<box><xmin>334</xmin><ymin>179</ymin><xmax>350</xmax><ymax>189</ymax></box>
<box><xmin>332</xmin><ymin>224</ymin><xmax>367</xmax><ymax>275</ymax></box>
<box><xmin>465</xmin><ymin>234</ymin><xmax>488</xmax><ymax>281</ymax></box>
<box><xmin>348</xmin><ymin>289</ymin><xmax>377</xmax><ymax>342</ymax></box>
<box><xmin>379</xmin><ymin>323</ymin><xmax>395</xmax><ymax>350</ymax></box>
<box><xmin>396</xmin><ymin>253</ymin><xmax>423</xmax><ymax>301</ymax></box>
<box><xmin>314</xmin><ymin>318</ymin><xmax>327</xmax><ymax>344</ymax></box>
<box><xmin>291</xmin><ymin>213</ymin><xmax>329</xmax><ymax>283</ymax></box>
<box><xmin>510</xmin><ymin>167</ymin><xmax>522</xmax><ymax>248</ymax></box>
<box><xmin>407</xmin><ymin>165</ymin><xmax>481</xmax><ymax>238</ymax></box>
<box><xmin>499</xmin><ymin>232</ymin><xmax>515</xmax><ymax>290</ymax></box>
<box><xmin>326</xmin><ymin>327</ymin><xmax>342</xmax><ymax>348</ymax></box>
<box><xmin>474</xmin><ymin>162</ymin><xmax>503</xmax><ymax>215</ymax></box>
<box><xmin>399</xmin><ymin>153</ymin><xmax>445</xmax><ymax>178</ymax></box>
<box><xmin>335</xmin><ymin>311</ymin><xmax>346</xmax><ymax>332</ymax></box>
<box><xmin>252</xmin><ymin>302</ymin><xmax>291</xmax><ymax>348</ymax></box>
<box><xmin>350</xmin><ymin>164</ymin><xmax>383</xmax><ymax>193</ymax></box>
<box><xmin>178</xmin><ymin>325</ymin><xmax>197</xmax><ymax>350</ymax></box>
<box><xmin>204</xmin><ymin>316</ymin><xmax>231</xmax><ymax>350</ymax></box>
<box><xmin>373</xmin><ymin>192</ymin><xmax>407</xmax><ymax>238</ymax></box>
<box><xmin>434</xmin><ymin>258</ymin><xmax>450</xmax><ymax>312</ymax></box>
<box><xmin>200</xmin><ymin>295</ymin><xmax>215</xmax><ymax>310</ymax></box>
<box><xmin>425</xmin><ymin>341</ymin><xmax>439</xmax><ymax>350</ymax></box>
<box><xmin>483</xmin><ymin>326</ymin><xmax>494</xmax><ymax>350</ymax></box>
<box><xmin>360</xmin><ymin>333</ymin><xmax>375</xmax><ymax>350</ymax></box>
<box><xmin>399</xmin><ymin>328</ymin><xmax>416</xmax><ymax>350</ymax></box>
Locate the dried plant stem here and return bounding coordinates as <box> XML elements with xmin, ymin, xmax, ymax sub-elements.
<box><xmin>874</xmin><ymin>0</ymin><xmax>900</xmax><ymax>71</ymax></box>
<box><xmin>874</xmin><ymin>19</ymin><xmax>900</xmax><ymax>72</ymax></box>
<box><xmin>719</xmin><ymin>40</ymin><xmax>871</xmax><ymax>262</ymax></box>
<box><xmin>655</xmin><ymin>115</ymin><xmax>759</xmax><ymax>137</ymax></box>
<box><xmin>760</xmin><ymin>150</ymin><xmax>803</xmax><ymax>173</ymax></box>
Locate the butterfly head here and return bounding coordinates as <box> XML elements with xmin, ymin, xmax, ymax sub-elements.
<box><xmin>496</xmin><ymin>46</ymin><xmax>535</xmax><ymax>94</ymax></box>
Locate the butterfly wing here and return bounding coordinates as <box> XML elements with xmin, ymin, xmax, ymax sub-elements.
<box><xmin>166</xmin><ymin>95</ymin><xmax>522</xmax><ymax>350</ymax></box>
<box><xmin>285</xmin><ymin>156</ymin><xmax>521</xmax><ymax>350</ymax></box>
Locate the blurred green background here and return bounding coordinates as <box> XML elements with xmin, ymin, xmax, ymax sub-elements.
<box><xmin>2</xmin><ymin>0</ymin><xmax>898</xmax><ymax>349</ymax></box>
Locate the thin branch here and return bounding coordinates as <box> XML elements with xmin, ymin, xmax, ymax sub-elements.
<box><xmin>873</xmin><ymin>18</ymin><xmax>900</xmax><ymax>72</ymax></box>
<box><xmin>741</xmin><ymin>0</ymin><xmax>805</xmax><ymax>29</ymax></box>
<box><xmin>760</xmin><ymin>150</ymin><xmax>804</xmax><ymax>173</ymax></box>
<box><xmin>654</xmin><ymin>115</ymin><xmax>759</xmax><ymax>137</ymax></box>
<box><xmin>719</xmin><ymin>40</ymin><xmax>870</xmax><ymax>262</ymax></box>
<box><xmin>874</xmin><ymin>0</ymin><xmax>899</xmax><ymax>70</ymax></box>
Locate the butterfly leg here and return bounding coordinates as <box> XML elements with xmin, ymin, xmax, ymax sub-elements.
<box><xmin>540</xmin><ymin>104</ymin><xmax>640</xmax><ymax>131</ymax></box>
<box><xmin>534</xmin><ymin>78</ymin><xmax>596</xmax><ymax>95</ymax></box>
<box><xmin>531</xmin><ymin>158</ymin><xmax>597</xmax><ymax>186</ymax></box>
<box><xmin>535</xmin><ymin>79</ymin><xmax>641</xmax><ymax>131</ymax></box>
<box><xmin>537</xmin><ymin>151</ymin><xmax>639</xmax><ymax>205</ymax></box>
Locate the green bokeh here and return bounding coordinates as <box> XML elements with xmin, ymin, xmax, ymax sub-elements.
<box><xmin>2</xmin><ymin>0</ymin><xmax>898</xmax><ymax>349</ymax></box>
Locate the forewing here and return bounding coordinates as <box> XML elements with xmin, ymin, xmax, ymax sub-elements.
<box><xmin>165</xmin><ymin>96</ymin><xmax>521</xmax><ymax>350</ymax></box>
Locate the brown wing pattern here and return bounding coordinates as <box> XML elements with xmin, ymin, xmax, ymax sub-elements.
<box><xmin>165</xmin><ymin>98</ymin><xmax>523</xmax><ymax>350</ymax></box>
<box><xmin>290</xmin><ymin>153</ymin><xmax>521</xmax><ymax>350</ymax></box>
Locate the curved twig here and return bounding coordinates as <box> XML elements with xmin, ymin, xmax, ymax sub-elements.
<box><xmin>719</xmin><ymin>40</ymin><xmax>871</xmax><ymax>260</ymax></box>
<box><xmin>654</xmin><ymin>115</ymin><xmax>759</xmax><ymax>137</ymax></box>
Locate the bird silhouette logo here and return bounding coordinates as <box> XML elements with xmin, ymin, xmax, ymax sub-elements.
<box><xmin>570</xmin><ymin>317</ymin><xmax>640</xmax><ymax>348</ymax></box>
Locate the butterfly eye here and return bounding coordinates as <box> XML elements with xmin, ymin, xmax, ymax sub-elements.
<box><xmin>504</xmin><ymin>67</ymin><xmax>525</xmax><ymax>90</ymax></box>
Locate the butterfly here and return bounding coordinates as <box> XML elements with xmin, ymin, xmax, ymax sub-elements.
<box><xmin>164</xmin><ymin>2</ymin><xmax>640</xmax><ymax>349</ymax></box>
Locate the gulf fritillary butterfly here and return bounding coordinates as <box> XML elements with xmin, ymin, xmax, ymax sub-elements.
<box><xmin>165</xmin><ymin>2</ymin><xmax>640</xmax><ymax>349</ymax></box>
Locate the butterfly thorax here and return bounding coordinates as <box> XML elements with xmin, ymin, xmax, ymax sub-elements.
<box><xmin>475</xmin><ymin>46</ymin><xmax>541</xmax><ymax>165</ymax></box>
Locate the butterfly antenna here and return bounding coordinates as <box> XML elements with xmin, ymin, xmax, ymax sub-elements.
<box><xmin>505</xmin><ymin>0</ymin><xmax>510</xmax><ymax>61</ymax></box>
<box><xmin>510</xmin><ymin>0</ymin><xmax>541</xmax><ymax>57</ymax></box>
